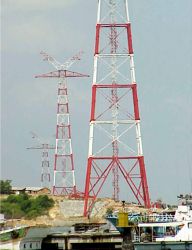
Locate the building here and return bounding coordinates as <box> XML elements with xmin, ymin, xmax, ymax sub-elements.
<box><xmin>11</xmin><ymin>187</ymin><xmax>51</xmax><ymax>195</ymax></box>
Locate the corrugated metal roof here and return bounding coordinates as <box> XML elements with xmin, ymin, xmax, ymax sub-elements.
<box><xmin>12</xmin><ymin>187</ymin><xmax>26</xmax><ymax>191</ymax></box>
<box><xmin>25</xmin><ymin>187</ymin><xmax>44</xmax><ymax>191</ymax></box>
<box><xmin>12</xmin><ymin>187</ymin><xmax>50</xmax><ymax>191</ymax></box>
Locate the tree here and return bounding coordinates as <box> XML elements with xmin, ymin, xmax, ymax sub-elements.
<box><xmin>0</xmin><ymin>202</ymin><xmax>24</xmax><ymax>219</ymax></box>
<box><xmin>0</xmin><ymin>180</ymin><xmax>12</xmax><ymax>194</ymax></box>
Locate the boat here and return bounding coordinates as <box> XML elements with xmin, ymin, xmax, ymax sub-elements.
<box><xmin>134</xmin><ymin>220</ymin><xmax>192</xmax><ymax>249</ymax></box>
<box><xmin>106</xmin><ymin>195</ymin><xmax>192</xmax><ymax>249</ymax></box>
<box><xmin>134</xmin><ymin>194</ymin><xmax>192</xmax><ymax>249</ymax></box>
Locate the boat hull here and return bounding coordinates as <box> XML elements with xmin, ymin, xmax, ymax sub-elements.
<box><xmin>134</xmin><ymin>241</ymin><xmax>192</xmax><ymax>250</ymax></box>
<box><xmin>0</xmin><ymin>240</ymin><xmax>21</xmax><ymax>250</ymax></box>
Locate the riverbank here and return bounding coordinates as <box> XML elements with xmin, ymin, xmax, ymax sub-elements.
<box><xmin>0</xmin><ymin>195</ymin><xmax>161</xmax><ymax>228</ymax></box>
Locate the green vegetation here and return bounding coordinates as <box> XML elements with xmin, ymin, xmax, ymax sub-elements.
<box><xmin>0</xmin><ymin>193</ymin><xmax>54</xmax><ymax>219</ymax></box>
<box><xmin>0</xmin><ymin>180</ymin><xmax>12</xmax><ymax>194</ymax></box>
<box><xmin>0</xmin><ymin>228</ymin><xmax>26</xmax><ymax>242</ymax></box>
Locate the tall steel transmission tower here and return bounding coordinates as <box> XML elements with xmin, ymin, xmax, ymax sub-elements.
<box><xmin>27</xmin><ymin>132</ymin><xmax>55</xmax><ymax>189</ymax></box>
<box><xmin>84</xmin><ymin>0</ymin><xmax>150</xmax><ymax>216</ymax></box>
<box><xmin>35</xmin><ymin>52</ymin><xmax>89</xmax><ymax>196</ymax></box>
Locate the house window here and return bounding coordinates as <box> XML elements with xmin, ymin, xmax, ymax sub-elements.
<box><xmin>188</xmin><ymin>223</ymin><xmax>192</xmax><ymax>228</ymax></box>
<box><xmin>30</xmin><ymin>243</ymin><xmax>32</xmax><ymax>248</ymax></box>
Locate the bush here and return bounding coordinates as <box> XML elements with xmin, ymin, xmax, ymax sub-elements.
<box><xmin>0</xmin><ymin>194</ymin><xmax>54</xmax><ymax>219</ymax></box>
<box><xmin>35</xmin><ymin>195</ymin><xmax>54</xmax><ymax>208</ymax></box>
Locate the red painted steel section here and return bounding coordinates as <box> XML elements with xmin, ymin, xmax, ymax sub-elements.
<box><xmin>127</xmin><ymin>23</ymin><xmax>134</xmax><ymax>54</ymax></box>
<box><xmin>84</xmin><ymin>157</ymin><xmax>93</xmax><ymax>216</ymax></box>
<box><xmin>95</xmin><ymin>24</ymin><xmax>101</xmax><ymax>54</ymax></box>
<box><xmin>90</xmin><ymin>85</ymin><xmax>97</xmax><ymax>121</ymax></box>
<box><xmin>138</xmin><ymin>156</ymin><xmax>151</xmax><ymax>208</ymax></box>
<box><xmin>132</xmin><ymin>84</ymin><xmax>140</xmax><ymax>120</ymax></box>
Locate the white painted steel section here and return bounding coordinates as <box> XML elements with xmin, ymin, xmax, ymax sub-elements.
<box><xmin>55</xmin><ymin>139</ymin><xmax>58</xmax><ymax>153</ymax></box>
<box><xmin>97</xmin><ymin>56</ymin><xmax>130</xmax><ymax>84</ymax></box>
<box><xmin>128</xmin><ymin>25</ymin><xmax>144</xmax><ymax>157</ymax></box>
<box><xmin>86</xmin><ymin>0</ymin><xmax>101</xmax><ymax>161</ymax></box>
<box><xmin>93</xmin><ymin>56</ymin><xmax>98</xmax><ymax>84</ymax></box>
<box><xmin>130</xmin><ymin>55</ymin><xmax>136</xmax><ymax>82</ymax></box>
<box><xmin>57</xmin><ymin>114</ymin><xmax>70</xmax><ymax>125</ymax></box>
<box><xmin>88</xmin><ymin>123</ymin><xmax>94</xmax><ymax>156</ymax></box>
<box><xmin>56</xmin><ymin>170</ymin><xmax>74</xmax><ymax>173</ymax></box>
<box><xmin>53</xmin><ymin>169</ymin><xmax>56</xmax><ymax>186</ymax></box>
<box><xmin>125</xmin><ymin>0</ymin><xmax>130</xmax><ymax>22</ymax></box>
<box><xmin>96</xmin><ymin>122</ymin><xmax>135</xmax><ymax>140</ymax></box>
<box><xmin>135</xmin><ymin>121</ymin><xmax>143</xmax><ymax>156</ymax></box>
<box><xmin>72</xmin><ymin>170</ymin><xmax>76</xmax><ymax>186</ymax></box>
<box><xmin>93</xmin><ymin>123</ymin><xmax>136</xmax><ymax>157</ymax></box>
<box><xmin>69</xmin><ymin>138</ymin><xmax>72</xmax><ymax>154</ymax></box>
<box><xmin>98</xmin><ymin>53</ymin><xmax>130</xmax><ymax>57</ymax></box>
<box><xmin>58</xmin><ymin>95</ymin><xmax>68</xmax><ymax>104</ymax></box>
<box><xmin>93</xmin><ymin>120</ymin><xmax>136</xmax><ymax>124</ymax></box>
<box><xmin>95</xmin><ymin>122</ymin><xmax>135</xmax><ymax>141</ymax></box>
<box><xmin>97</xmin><ymin>0</ymin><xmax>101</xmax><ymax>23</ymax></box>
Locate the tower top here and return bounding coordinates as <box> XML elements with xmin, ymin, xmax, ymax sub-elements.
<box><xmin>40</xmin><ymin>51</ymin><xmax>84</xmax><ymax>70</ymax></box>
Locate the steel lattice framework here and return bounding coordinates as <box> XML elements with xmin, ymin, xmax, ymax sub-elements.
<box><xmin>84</xmin><ymin>0</ymin><xmax>150</xmax><ymax>216</ymax></box>
<box><xmin>35</xmin><ymin>52</ymin><xmax>89</xmax><ymax>196</ymax></box>
<box><xmin>27</xmin><ymin>132</ymin><xmax>55</xmax><ymax>189</ymax></box>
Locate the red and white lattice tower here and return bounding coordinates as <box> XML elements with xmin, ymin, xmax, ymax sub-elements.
<box><xmin>84</xmin><ymin>0</ymin><xmax>150</xmax><ymax>216</ymax></box>
<box><xmin>27</xmin><ymin>132</ymin><xmax>55</xmax><ymax>189</ymax></box>
<box><xmin>35</xmin><ymin>52</ymin><xmax>89</xmax><ymax>196</ymax></box>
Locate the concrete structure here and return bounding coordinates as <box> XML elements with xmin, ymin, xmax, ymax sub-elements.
<box><xmin>43</xmin><ymin>232</ymin><xmax>122</xmax><ymax>250</ymax></box>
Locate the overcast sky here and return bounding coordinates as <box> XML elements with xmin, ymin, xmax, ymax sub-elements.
<box><xmin>1</xmin><ymin>0</ymin><xmax>192</xmax><ymax>205</ymax></box>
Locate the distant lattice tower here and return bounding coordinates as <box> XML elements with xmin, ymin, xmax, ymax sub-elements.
<box><xmin>35</xmin><ymin>52</ymin><xmax>89</xmax><ymax>196</ymax></box>
<box><xmin>84</xmin><ymin>0</ymin><xmax>150</xmax><ymax>216</ymax></box>
<box><xmin>27</xmin><ymin>132</ymin><xmax>55</xmax><ymax>189</ymax></box>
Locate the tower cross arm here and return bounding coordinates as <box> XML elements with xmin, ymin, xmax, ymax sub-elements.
<box><xmin>27</xmin><ymin>145</ymin><xmax>55</xmax><ymax>150</ymax></box>
<box><xmin>35</xmin><ymin>70</ymin><xmax>90</xmax><ymax>78</ymax></box>
<box><xmin>27</xmin><ymin>146</ymin><xmax>44</xmax><ymax>150</ymax></box>
<box><xmin>28</xmin><ymin>132</ymin><xmax>55</xmax><ymax>149</ymax></box>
